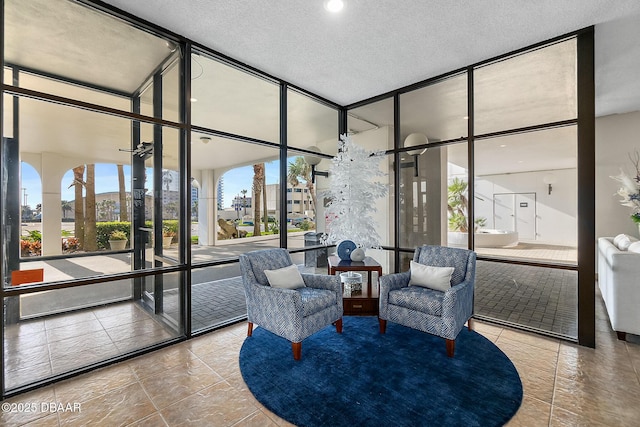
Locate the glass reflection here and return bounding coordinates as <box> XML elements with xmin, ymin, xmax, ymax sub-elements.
<box><xmin>474</xmin><ymin>39</ymin><xmax>577</xmax><ymax>135</ymax></box>
<box><xmin>400</xmin><ymin>74</ymin><xmax>468</xmax><ymax>146</ymax></box>
<box><xmin>287</xmin><ymin>89</ymin><xmax>339</xmax><ymax>155</ymax></box>
<box><xmin>191</xmin><ymin>53</ymin><xmax>279</xmax><ymax>143</ymax></box>
<box><xmin>400</xmin><ymin>143</ymin><xmax>468</xmax><ymax>249</ymax></box>
<box><xmin>348</xmin><ymin>98</ymin><xmax>394</xmax><ymax>150</ymax></box>
<box><xmin>4</xmin><ymin>273</ymin><xmax>181</xmax><ymax>391</ymax></box>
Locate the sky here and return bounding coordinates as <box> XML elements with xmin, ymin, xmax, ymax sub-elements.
<box><xmin>20</xmin><ymin>158</ymin><xmax>287</xmax><ymax>209</ymax></box>
<box><xmin>20</xmin><ymin>163</ymin><xmax>128</xmax><ymax>208</ymax></box>
<box><xmin>221</xmin><ymin>160</ymin><xmax>280</xmax><ymax>208</ymax></box>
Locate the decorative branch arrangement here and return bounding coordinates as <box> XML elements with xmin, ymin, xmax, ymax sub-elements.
<box><xmin>611</xmin><ymin>150</ymin><xmax>640</xmax><ymax>225</ymax></box>
<box><xmin>321</xmin><ymin>134</ymin><xmax>388</xmax><ymax>249</ymax></box>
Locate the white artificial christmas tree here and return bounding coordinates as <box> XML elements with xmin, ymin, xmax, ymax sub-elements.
<box><xmin>322</xmin><ymin>134</ymin><xmax>388</xmax><ymax>249</ymax></box>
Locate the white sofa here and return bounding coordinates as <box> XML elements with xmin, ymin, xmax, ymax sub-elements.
<box><xmin>597</xmin><ymin>236</ymin><xmax>640</xmax><ymax>340</ymax></box>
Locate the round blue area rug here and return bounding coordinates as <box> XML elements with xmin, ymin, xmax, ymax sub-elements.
<box><xmin>239</xmin><ymin>316</ymin><xmax>522</xmax><ymax>427</ymax></box>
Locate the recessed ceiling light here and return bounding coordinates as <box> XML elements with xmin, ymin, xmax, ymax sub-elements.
<box><xmin>463</xmin><ymin>116</ymin><xmax>469</xmax><ymax>120</ymax></box>
<box><xmin>190</xmin><ymin>98</ymin><xmax>198</xmax><ymax>102</ymax></box>
<box><xmin>500</xmin><ymin>144</ymin><xmax>507</xmax><ymax>148</ymax></box>
<box><xmin>324</xmin><ymin>0</ymin><xmax>344</xmax><ymax>13</ymax></box>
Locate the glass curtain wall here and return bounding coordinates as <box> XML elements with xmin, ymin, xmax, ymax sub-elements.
<box><xmin>344</xmin><ymin>98</ymin><xmax>395</xmax><ymax>275</ymax></box>
<box><xmin>186</xmin><ymin>54</ymin><xmax>342</xmax><ymax>333</ymax></box>
<box><xmin>346</xmin><ymin>37</ymin><xmax>583</xmax><ymax>341</ymax></box>
<box><xmin>188</xmin><ymin>51</ymin><xmax>283</xmax><ymax>332</ymax></box>
<box><xmin>1</xmin><ymin>0</ymin><xmax>185</xmax><ymax>394</ymax></box>
<box><xmin>398</xmin><ymin>74</ymin><xmax>469</xmax><ymax>270</ymax></box>
<box><xmin>286</xmin><ymin>88</ymin><xmax>339</xmax><ymax>271</ymax></box>
<box><xmin>473</xmin><ymin>39</ymin><xmax>579</xmax><ymax>338</ymax></box>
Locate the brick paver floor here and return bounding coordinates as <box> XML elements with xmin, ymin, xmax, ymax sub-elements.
<box><xmin>475</xmin><ymin>260</ymin><xmax>577</xmax><ymax>337</ymax></box>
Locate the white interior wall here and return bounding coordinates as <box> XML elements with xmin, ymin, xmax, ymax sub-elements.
<box><xmin>475</xmin><ymin>169</ymin><xmax>578</xmax><ymax>245</ymax></box>
<box><xmin>595</xmin><ymin>110</ymin><xmax>640</xmax><ymax>239</ymax></box>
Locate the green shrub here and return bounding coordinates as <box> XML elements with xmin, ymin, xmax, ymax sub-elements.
<box><xmin>28</xmin><ymin>230</ymin><xmax>42</xmax><ymax>242</ymax></box>
<box><xmin>162</xmin><ymin>220</ymin><xmax>179</xmax><ymax>234</ymax></box>
<box><xmin>96</xmin><ymin>222</ymin><xmax>130</xmax><ymax>249</ymax></box>
<box><xmin>268</xmin><ymin>222</ymin><xmax>279</xmax><ymax>234</ymax></box>
<box><xmin>93</xmin><ymin>220</ymin><xmax>183</xmax><ymax>249</ymax></box>
<box><xmin>299</xmin><ymin>220</ymin><xmax>315</xmax><ymax>231</ymax></box>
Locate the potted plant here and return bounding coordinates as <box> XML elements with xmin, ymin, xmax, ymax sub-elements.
<box><xmin>162</xmin><ymin>229</ymin><xmax>176</xmax><ymax>248</ymax></box>
<box><xmin>108</xmin><ymin>230</ymin><xmax>128</xmax><ymax>251</ymax></box>
<box><xmin>447</xmin><ymin>178</ymin><xmax>487</xmax><ymax>246</ymax></box>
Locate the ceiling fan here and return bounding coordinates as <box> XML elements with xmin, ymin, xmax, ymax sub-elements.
<box><xmin>119</xmin><ymin>141</ymin><xmax>154</xmax><ymax>160</ymax></box>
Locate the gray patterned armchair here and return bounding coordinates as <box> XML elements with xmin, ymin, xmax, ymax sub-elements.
<box><xmin>378</xmin><ymin>245</ymin><xmax>476</xmax><ymax>357</ymax></box>
<box><xmin>239</xmin><ymin>248</ymin><xmax>343</xmax><ymax>360</ymax></box>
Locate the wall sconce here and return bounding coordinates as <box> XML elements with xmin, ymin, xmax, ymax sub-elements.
<box><xmin>404</xmin><ymin>133</ymin><xmax>429</xmax><ymax>156</ymax></box>
<box><xmin>304</xmin><ymin>146</ymin><xmax>329</xmax><ymax>183</ymax></box>
<box><xmin>403</xmin><ymin>133</ymin><xmax>429</xmax><ymax>177</ymax></box>
<box><xmin>543</xmin><ymin>174</ymin><xmax>557</xmax><ymax>195</ymax></box>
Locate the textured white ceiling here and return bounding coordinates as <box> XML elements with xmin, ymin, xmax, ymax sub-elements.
<box><xmin>99</xmin><ymin>0</ymin><xmax>640</xmax><ymax>113</ymax></box>
<box><xmin>6</xmin><ymin>0</ymin><xmax>640</xmax><ymax>175</ymax></box>
<box><xmin>4</xmin><ymin>0</ymin><xmax>171</xmax><ymax>94</ymax></box>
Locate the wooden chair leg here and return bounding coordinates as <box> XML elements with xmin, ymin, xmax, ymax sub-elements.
<box><xmin>616</xmin><ymin>331</ymin><xmax>627</xmax><ymax>341</ymax></box>
<box><xmin>335</xmin><ymin>318</ymin><xmax>343</xmax><ymax>333</ymax></box>
<box><xmin>446</xmin><ymin>339</ymin><xmax>455</xmax><ymax>357</ymax></box>
<box><xmin>247</xmin><ymin>322</ymin><xmax>253</xmax><ymax>337</ymax></box>
<box><xmin>378</xmin><ymin>318</ymin><xmax>387</xmax><ymax>334</ymax></box>
<box><xmin>292</xmin><ymin>342</ymin><xmax>302</xmax><ymax>360</ymax></box>
<box><xmin>467</xmin><ymin>318</ymin><xmax>474</xmax><ymax>331</ymax></box>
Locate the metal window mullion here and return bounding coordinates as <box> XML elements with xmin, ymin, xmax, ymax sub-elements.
<box><xmin>279</xmin><ymin>84</ymin><xmax>288</xmax><ymax>248</ymax></box>
<box><xmin>181</xmin><ymin>41</ymin><xmax>192</xmax><ymax>337</ymax></box>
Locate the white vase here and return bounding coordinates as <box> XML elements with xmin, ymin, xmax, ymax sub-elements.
<box><xmin>108</xmin><ymin>240</ymin><xmax>127</xmax><ymax>251</ymax></box>
<box><xmin>350</xmin><ymin>248</ymin><xmax>366</xmax><ymax>262</ymax></box>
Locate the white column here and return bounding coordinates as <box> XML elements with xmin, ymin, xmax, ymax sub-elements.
<box><xmin>198</xmin><ymin>169</ymin><xmax>217</xmax><ymax>246</ymax></box>
<box><xmin>40</xmin><ymin>153</ymin><xmax>67</xmax><ymax>256</ymax></box>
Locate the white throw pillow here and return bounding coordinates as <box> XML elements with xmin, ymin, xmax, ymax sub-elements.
<box><xmin>264</xmin><ymin>264</ymin><xmax>306</xmax><ymax>289</ymax></box>
<box><xmin>628</xmin><ymin>241</ymin><xmax>640</xmax><ymax>254</ymax></box>
<box><xmin>613</xmin><ymin>233</ymin><xmax>626</xmax><ymax>246</ymax></box>
<box><xmin>614</xmin><ymin>234</ymin><xmax>636</xmax><ymax>251</ymax></box>
<box><xmin>408</xmin><ymin>261</ymin><xmax>454</xmax><ymax>292</ymax></box>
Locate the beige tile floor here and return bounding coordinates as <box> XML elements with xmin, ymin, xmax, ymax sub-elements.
<box><xmin>2</xmin><ymin>298</ymin><xmax>639</xmax><ymax>427</ymax></box>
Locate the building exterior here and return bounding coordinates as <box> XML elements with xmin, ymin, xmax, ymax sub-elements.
<box><xmin>216</xmin><ymin>176</ymin><xmax>224</xmax><ymax>210</ymax></box>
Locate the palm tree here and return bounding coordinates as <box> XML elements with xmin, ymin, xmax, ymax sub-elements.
<box><xmin>447</xmin><ymin>178</ymin><xmax>486</xmax><ymax>233</ymax></box>
<box><xmin>162</xmin><ymin>169</ymin><xmax>173</xmax><ymax>192</ymax></box>
<box><xmin>98</xmin><ymin>199</ymin><xmax>116</xmax><ymax>221</ymax></box>
<box><xmin>61</xmin><ymin>200</ymin><xmax>72</xmax><ymax>219</ymax></box>
<box><xmin>164</xmin><ymin>202</ymin><xmax>178</xmax><ymax>219</ymax></box>
<box><xmin>191</xmin><ymin>199</ymin><xmax>198</xmax><ymax>220</ymax></box>
<box><xmin>71</xmin><ymin>165</ymin><xmax>85</xmax><ymax>249</ymax></box>
<box><xmin>252</xmin><ymin>164</ymin><xmax>265</xmax><ymax>236</ymax></box>
<box><xmin>85</xmin><ymin>164</ymin><xmax>97</xmax><ymax>251</ymax></box>
<box><xmin>447</xmin><ymin>177</ymin><xmax>469</xmax><ymax>232</ymax></box>
<box><xmin>117</xmin><ymin>164</ymin><xmax>128</xmax><ymax>222</ymax></box>
<box><xmin>240</xmin><ymin>189</ymin><xmax>248</xmax><ymax>216</ymax></box>
<box><xmin>287</xmin><ymin>157</ymin><xmax>317</xmax><ymax>217</ymax></box>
